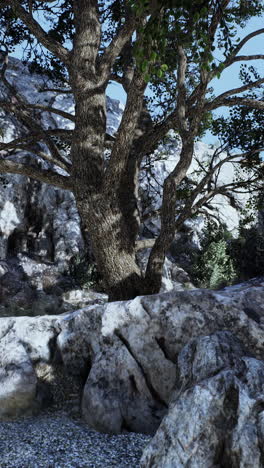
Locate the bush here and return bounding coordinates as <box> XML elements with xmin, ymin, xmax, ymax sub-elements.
<box><xmin>69</xmin><ymin>253</ymin><xmax>101</xmax><ymax>290</ymax></box>
<box><xmin>193</xmin><ymin>222</ymin><xmax>237</xmax><ymax>289</ymax></box>
<box><xmin>230</xmin><ymin>226</ymin><xmax>264</xmax><ymax>280</ymax></box>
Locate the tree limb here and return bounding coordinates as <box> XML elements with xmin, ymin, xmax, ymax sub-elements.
<box><xmin>176</xmin><ymin>45</ymin><xmax>188</xmax><ymax>134</ymax></box>
<box><xmin>208</xmin><ymin>96</ymin><xmax>264</xmax><ymax>111</ymax></box>
<box><xmin>98</xmin><ymin>14</ymin><xmax>137</xmax><ymax>81</ymax></box>
<box><xmin>103</xmin><ymin>70</ymin><xmax>146</xmax><ymax>193</ymax></box>
<box><xmin>0</xmin><ymin>158</ymin><xmax>72</xmax><ymax>189</ymax></box>
<box><xmin>38</xmin><ymin>87</ymin><xmax>72</xmax><ymax>94</ymax></box>
<box><xmin>208</xmin><ymin>78</ymin><xmax>264</xmax><ymax>110</ymax></box>
<box><xmin>25</xmin><ymin>103</ymin><xmax>75</xmax><ymax>122</ymax></box>
<box><xmin>136</xmin><ymin>239</ymin><xmax>156</xmax><ymax>251</ymax></box>
<box><xmin>224</xmin><ymin>28</ymin><xmax>264</xmax><ymax>68</ymax></box>
<box><xmin>231</xmin><ymin>54</ymin><xmax>264</xmax><ymax>63</ymax></box>
<box><xmin>6</xmin><ymin>0</ymin><xmax>70</xmax><ymax>63</ymax></box>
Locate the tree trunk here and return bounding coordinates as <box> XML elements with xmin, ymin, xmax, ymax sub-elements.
<box><xmin>76</xmin><ymin>197</ymin><xmax>144</xmax><ymax>301</ymax></box>
<box><xmin>145</xmin><ymin>139</ymin><xmax>195</xmax><ymax>293</ymax></box>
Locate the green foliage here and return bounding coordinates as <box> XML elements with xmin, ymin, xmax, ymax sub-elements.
<box><xmin>197</xmin><ymin>239</ymin><xmax>236</xmax><ymax>289</ymax></box>
<box><xmin>231</xmin><ymin>228</ymin><xmax>264</xmax><ymax>279</ymax></box>
<box><xmin>69</xmin><ymin>253</ymin><xmax>101</xmax><ymax>291</ymax></box>
<box><xmin>130</xmin><ymin>0</ymin><xmax>264</xmax><ymax>82</ymax></box>
<box><xmin>193</xmin><ymin>222</ymin><xmax>237</xmax><ymax>289</ymax></box>
<box><xmin>230</xmin><ymin>195</ymin><xmax>264</xmax><ymax>280</ymax></box>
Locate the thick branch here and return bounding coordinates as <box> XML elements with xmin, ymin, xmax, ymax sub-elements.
<box><xmin>98</xmin><ymin>14</ymin><xmax>137</xmax><ymax>81</ymax></box>
<box><xmin>6</xmin><ymin>0</ymin><xmax>70</xmax><ymax>63</ymax></box>
<box><xmin>231</xmin><ymin>54</ymin><xmax>264</xmax><ymax>63</ymax></box>
<box><xmin>135</xmin><ymin>109</ymin><xmax>179</xmax><ymax>159</ymax></box>
<box><xmin>176</xmin><ymin>45</ymin><xmax>188</xmax><ymax>134</ymax></box>
<box><xmin>208</xmin><ymin>97</ymin><xmax>264</xmax><ymax>111</ymax></box>
<box><xmin>25</xmin><ymin>103</ymin><xmax>75</xmax><ymax>122</ymax></box>
<box><xmin>104</xmin><ymin>70</ymin><xmax>146</xmax><ymax>193</ymax></box>
<box><xmin>0</xmin><ymin>158</ymin><xmax>72</xmax><ymax>189</ymax></box>
<box><xmin>136</xmin><ymin>239</ymin><xmax>156</xmax><ymax>251</ymax></box>
<box><xmin>208</xmin><ymin>79</ymin><xmax>264</xmax><ymax>109</ymax></box>
<box><xmin>208</xmin><ymin>0</ymin><xmax>231</xmax><ymax>39</ymax></box>
<box><xmin>224</xmin><ymin>28</ymin><xmax>264</xmax><ymax>68</ymax></box>
<box><xmin>38</xmin><ymin>87</ymin><xmax>72</xmax><ymax>94</ymax></box>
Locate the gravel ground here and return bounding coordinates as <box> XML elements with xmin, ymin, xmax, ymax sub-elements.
<box><xmin>0</xmin><ymin>411</ymin><xmax>151</xmax><ymax>468</ymax></box>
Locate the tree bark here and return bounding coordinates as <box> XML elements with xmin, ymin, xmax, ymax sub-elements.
<box><xmin>76</xmin><ymin>198</ymin><xmax>144</xmax><ymax>301</ymax></box>
<box><xmin>67</xmin><ymin>0</ymin><xmax>145</xmax><ymax>300</ymax></box>
<box><xmin>145</xmin><ymin>139</ymin><xmax>195</xmax><ymax>293</ymax></box>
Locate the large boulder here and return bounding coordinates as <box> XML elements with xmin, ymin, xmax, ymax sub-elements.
<box><xmin>1</xmin><ymin>282</ymin><xmax>264</xmax><ymax>438</ymax></box>
<box><xmin>0</xmin><ymin>315</ymin><xmax>59</xmax><ymax>418</ymax></box>
<box><xmin>0</xmin><ymin>324</ymin><xmax>37</xmax><ymax>419</ymax></box>
<box><xmin>140</xmin><ymin>331</ymin><xmax>264</xmax><ymax>467</ymax></box>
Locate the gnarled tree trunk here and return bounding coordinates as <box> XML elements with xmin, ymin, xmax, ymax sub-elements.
<box><xmin>76</xmin><ymin>197</ymin><xmax>144</xmax><ymax>301</ymax></box>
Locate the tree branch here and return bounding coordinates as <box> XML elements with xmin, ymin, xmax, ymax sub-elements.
<box><xmin>176</xmin><ymin>45</ymin><xmax>188</xmax><ymax>134</ymax></box>
<box><xmin>38</xmin><ymin>87</ymin><xmax>72</xmax><ymax>94</ymax></box>
<box><xmin>25</xmin><ymin>103</ymin><xmax>75</xmax><ymax>122</ymax></box>
<box><xmin>208</xmin><ymin>96</ymin><xmax>264</xmax><ymax>111</ymax></box>
<box><xmin>224</xmin><ymin>28</ymin><xmax>264</xmax><ymax>68</ymax></box>
<box><xmin>0</xmin><ymin>140</ymin><xmax>70</xmax><ymax>172</ymax></box>
<box><xmin>104</xmin><ymin>70</ymin><xmax>146</xmax><ymax>192</ymax></box>
<box><xmin>98</xmin><ymin>14</ymin><xmax>137</xmax><ymax>81</ymax></box>
<box><xmin>231</xmin><ymin>54</ymin><xmax>264</xmax><ymax>64</ymax></box>
<box><xmin>208</xmin><ymin>78</ymin><xmax>264</xmax><ymax>110</ymax></box>
<box><xmin>135</xmin><ymin>109</ymin><xmax>179</xmax><ymax>159</ymax></box>
<box><xmin>6</xmin><ymin>0</ymin><xmax>70</xmax><ymax>63</ymax></box>
<box><xmin>0</xmin><ymin>158</ymin><xmax>72</xmax><ymax>189</ymax></box>
<box><xmin>136</xmin><ymin>239</ymin><xmax>156</xmax><ymax>251</ymax></box>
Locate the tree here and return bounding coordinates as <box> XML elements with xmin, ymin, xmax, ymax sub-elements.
<box><xmin>0</xmin><ymin>0</ymin><xmax>263</xmax><ymax>300</ymax></box>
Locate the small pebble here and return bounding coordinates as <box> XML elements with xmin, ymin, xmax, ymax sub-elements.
<box><xmin>0</xmin><ymin>410</ymin><xmax>151</xmax><ymax>467</ymax></box>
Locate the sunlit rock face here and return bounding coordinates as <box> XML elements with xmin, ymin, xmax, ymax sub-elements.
<box><xmin>140</xmin><ymin>331</ymin><xmax>264</xmax><ymax>468</ymax></box>
<box><xmin>1</xmin><ymin>282</ymin><xmax>264</xmax><ymax>449</ymax></box>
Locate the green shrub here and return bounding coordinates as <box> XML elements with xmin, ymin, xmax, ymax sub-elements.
<box><xmin>69</xmin><ymin>253</ymin><xmax>101</xmax><ymax>290</ymax></box>
<box><xmin>193</xmin><ymin>222</ymin><xmax>237</xmax><ymax>289</ymax></box>
<box><xmin>230</xmin><ymin>226</ymin><xmax>264</xmax><ymax>280</ymax></box>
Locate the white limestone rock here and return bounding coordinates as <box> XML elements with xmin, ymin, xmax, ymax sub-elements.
<box><xmin>140</xmin><ymin>331</ymin><xmax>264</xmax><ymax>468</ymax></box>
<box><xmin>1</xmin><ymin>282</ymin><xmax>264</xmax><ymax>451</ymax></box>
<box><xmin>0</xmin><ymin>319</ymin><xmax>37</xmax><ymax>418</ymax></box>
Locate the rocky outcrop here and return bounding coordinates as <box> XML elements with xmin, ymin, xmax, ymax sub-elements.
<box><xmin>1</xmin><ymin>281</ymin><xmax>264</xmax><ymax>457</ymax></box>
<box><xmin>140</xmin><ymin>331</ymin><xmax>264</xmax><ymax>467</ymax></box>
<box><xmin>0</xmin><ymin>255</ymin><xmax>107</xmax><ymax>317</ymax></box>
<box><xmin>0</xmin><ymin>168</ymin><xmax>84</xmax><ymax>268</ymax></box>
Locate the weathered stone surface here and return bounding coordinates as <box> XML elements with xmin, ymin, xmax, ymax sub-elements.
<box><xmin>0</xmin><ymin>325</ymin><xmax>37</xmax><ymax>419</ymax></box>
<box><xmin>0</xmin><ymin>256</ymin><xmax>107</xmax><ymax>317</ymax></box>
<box><xmin>140</xmin><ymin>331</ymin><xmax>264</xmax><ymax>468</ymax></box>
<box><xmin>0</xmin><ymin>169</ymin><xmax>83</xmax><ymax>267</ymax></box>
<box><xmin>1</xmin><ymin>283</ymin><xmax>264</xmax><ymax>451</ymax></box>
<box><xmin>57</xmin><ymin>305</ymin><xmax>103</xmax><ymax>377</ymax></box>
<box><xmin>82</xmin><ymin>297</ymin><xmax>176</xmax><ymax>434</ymax></box>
